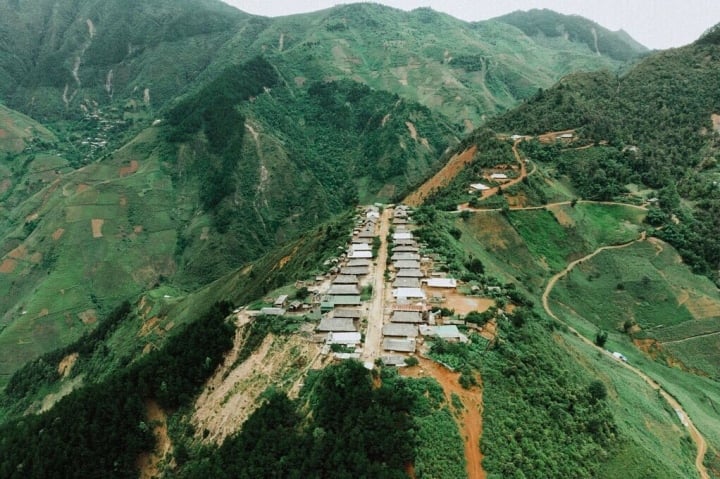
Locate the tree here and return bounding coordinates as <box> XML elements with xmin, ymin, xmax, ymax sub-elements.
<box><xmin>594</xmin><ymin>330</ymin><xmax>608</xmax><ymax>347</ymax></box>
<box><xmin>588</xmin><ymin>380</ymin><xmax>608</xmax><ymax>402</ymax></box>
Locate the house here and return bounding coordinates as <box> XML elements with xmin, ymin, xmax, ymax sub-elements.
<box><xmin>392</xmin><ymin>252</ymin><xmax>420</xmax><ymax>261</ymax></box>
<box><xmin>393</xmin><ymin>239</ymin><xmax>418</xmax><ymax>247</ymax></box>
<box><xmin>425</xmin><ymin>278</ymin><xmax>457</xmax><ymax>288</ymax></box>
<box><xmin>393</xmin><ymin>245</ymin><xmax>419</xmax><ymax>253</ymax></box>
<box><xmin>558</xmin><ymin>133</ymin><xmax>573</xmax><ymax>139</ymax></box>
<box><xmin>490</xmin><ymin>173</ymin><xmax>508</xmax><ymax>180</ymax></box>
<box><xmin>274</xmin><ymin>294</ymin><xmax>289</xmax><ymax>307</ymax></box>
<box><xmin>382</xmin><ymin>323</ymin><xmax>418</xmax><ymax>338</ymax></box>
<box><xmin>341</xmin><ymin>266</ymin><xmax>370</xmax><ymax>276</ymax></box>
<box><xmin>394</xmin><ymin>260</ymin><xmax>421</xmax><ymax>270</ymax></box>
<box><xmin>351</xmin><ymin>243</ymin><xmax>372</xmax><ymax>252</ymax></box>
<box><xmin>333</xmin><ymin>274</ymin><xmax>359</xmax><ymax>284</ymax></box>
<box><xmin>393</xmin><ymin>218</ymin><xmax>409</xmax><ymax>225</ymax></box>
<box><xmin>358</xmin><ymin>230</ymin><xmax>375</xmax><ymax>239</ymax></box>
<box><xmin>420</xmin><ymin>325</ymin><xmax>468</xmax><ymax>343</ymax></box>
<box><xmin>391</xmin><ymin>311</ymin><xmax>423</xmax><ymax>323</ymax></box>
<box><xmin>382</xmin><ymin>338</ymin><xmax>416</xmax><ymax>353</ymax></box>
<box><xmin>396</xmin><ymin>268</ymin><xmax>424</xmax><ymax>278</ymax></box>
<box><xmin>352</xmin><ymin>237</ymin><xmax>372</xmax><ymax>245</ymax></box>
<box><xmin>260</xmin><ymin>307</ymin><xmax>286</xmax><ymax>316</ymax></box>
<box><xmin>347</xmin><ymin>258</ymin><xmax>371</xmax><ymax>267</ymax></box>
<box><xmin>333</xmin><ymin>308</ymin><xmax>363</xmax><ymax>319</ymax></box>
<box><xmin>393</xmin><ymin>288</ymin><xmax>426</xmax><ymax>299</ymax></box>
<box><xmin>327</xmin><ymin>284</ymin><xmax>361</xmax><ymax>296</ymax></box>
<box><xmin>393</xmin><ymin>232</ymin><xmax>414</xmax><ymax>241</ymax></box>
<box><xmin>349</xmin><ymin>250</ymin><xmax>372</xmax><ymax>259</ymax></box>
<box><xmin>330</xmin><ymin>295</ymin><xmax>362</xmax><ymax>306</ymax></box>
<box><xmin>328</xmin><ymin>332</ymin><xmax>362</xmax><ymax>347</ymax></box>
<box><xmin>470</xmin><ymin>183</ymin><xmax>490</xmax><ymax>192</ymax></box>
<box><xmin>381</xmin><ymin>355</ymin><xmax>409</xmax><ymax>367</ymax></box>
<box><xmin>393</xmin><ymin>277</ymin><xmax>421</xmax><ymax>289</ymax></box>
<box><xmin>317</xmin><ymin>317</ymin><xmax>356</xmax><ymax>332</ymax></box>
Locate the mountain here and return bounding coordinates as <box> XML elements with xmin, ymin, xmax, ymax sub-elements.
<box><xmin>494</xmin><ymin>9</ymin><xmax>649</xmax><ymax>61</ymax></box>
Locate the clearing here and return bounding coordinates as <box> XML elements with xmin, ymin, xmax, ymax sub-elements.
<box><xmin>402</xmin><ymin>358</ymin><xmax>486</xmax><ymax>479</ymax></box>
<box><xmin>404</xmin><ymin>146</ymin><xmax>477</xmax><ymax>206</ymax></box>
<box><xmin>91</xmin><ymin>218</ymin><xmax>104</xmax><ymax>238</ymax></box>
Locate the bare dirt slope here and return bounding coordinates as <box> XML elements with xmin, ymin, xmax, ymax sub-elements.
<box><xmin>404</xmin><ymin>146</ymin><xmax>477</xmax><ymax>206</ymax></box>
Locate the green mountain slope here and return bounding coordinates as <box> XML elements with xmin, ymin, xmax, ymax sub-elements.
<box><xmin>487</xmin><ymin>37</ymin><xmax>720</xmax><ymax>282</ymax></box>
<box><xmin>495</xmin><ymin>9</ymin><xmax>649</xmax><ymax>61</ymax></box>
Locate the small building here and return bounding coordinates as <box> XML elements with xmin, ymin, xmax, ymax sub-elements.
<box><xmin>351</xmin><ymin>243</ymin><xmax>372</xmax><ymax>252</ymax></box>
<box><xmin>397</xmin><ymin>268</ymin><xmax>424</xmax><ymax>278</ymax></box>
<box><xmin>352</xmin><ymin>237</ymin><xmax>373</xmax><ymax>245</ymax></box>
<box><xmin>393</xmin><ymin>277</ymin><xmax>421</xmax><ymax>289</ymax></box>
<box><xmin>393</xmin><ymin>245</ymin><xmax>419</xmax><ymax>253</ymax></box>
<box><xmin>393</xmin><ymin>239</ymin><xmax>418</xmax><ymax>247</ymax></box>
<box><xmin>347</xmin><ymin>258</ymin><xmax>371</xmax><ymax>267</ymax></box>
<box><xmin>274</xmin><ymin>294</ymin><xmax>289</xmax><ymax>307</ymax></box>
<box><xmin>393</xmin><ymin>232</ymin><xmax>414</xmax><ymax>241</ymax></box>
<box><xmin>341</xmin><ymin>266</ymin><xmax>370</xmax><ymax>276</ymax></box>
<box><xmin>328</xmin><ymin>284</ymin><xmax>361</xmax><ymax>296</ymax></box>
<box><xmin>391</xmin><ymin>311</ymin><xmax>423</xmax><ymax>323</ymax></box>
<box><xmin>358</xmin><ymin>230</ymin><xmax>376</xmax><ymax>239</ymax></box>
<box><xmin>333</xmin><ymin>308</ymin><xmax>363</xmax><ymax>319</ymax></box>
<box><xmin>490</xmin><ymin>173</ymin><xmax>508</xmax><ymax>180</ymax></box>
<box><xmin>349</xmin><ymin>250</ymin><xmax>372</xmax><ymax>259</ymax></box>
<box><xmin>334</xmin><ymin>274</ymin><xmax>359</xmax><ymax>284</ymax></box>
<box><xmin>381</xmin><ymin>355</ymin><xmax>409</xmax><ymax>367</ymax></box>
<box><xmin>330</xmin><ymin>295</ymin><xmax>362</xmax><ymax>306</ymax></box>
<box><xmin>393</xmin><ymin>217</ymin><xmax>409</xmax><ymax>225</ymax></box>
<box><xmin>425</xmin><ymin>278</ymin><xmax>457</xmax><ymax>288</ymax></box>
<box><xmin>317</xmin><ymin>317</ymin><xmax>356</xmax><ymax>332</ymax></box>
<box><xmin>382</xmin><ymin>323</ymin><xmax>418</xmax><ymax>338</ymax></box>
<box><xmin>260</xmin><ymin>307</ymin><xmax>286</xmax><ymax>316</ymax></box>
<box><xmin>328</xmin><ymin>332</ymin><xmax>362</xmax><ymax>347</ymax></box>
<box><xmin>382</xmin><ymin>338</ymin><xmax>416</xmax><ymax>353</ymax></box>
<box><xmin>470</xmin><ymin>183</ymin><xmax>490</xmax><ymax>192</ymax></box>
<box><xmin>392</xmin><ymin>252</ymin><xmax>420</xmax><ymax>261</ymax></box>
<box><xmin>558</xmin><ymin>133</ymin><xmax>574</xmax><ymax>139</ymax></box>
<box><xmin>393</xmin><ymin>287</ymin><xmax>426</xmax><ymax>299</ymax></box>
<box><xmin>394</xmin><ymin>260</ymin><xmax>421</xmax><ymax>270</ymax></box>
<box><xmin>420</xmin><ymin>325</ymin><xmax>468</xmax><ymax>343</ymax></box>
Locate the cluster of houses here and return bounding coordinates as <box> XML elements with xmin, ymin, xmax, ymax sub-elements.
<box><xmin>381</xmin><ymin>206</ymin><xmax>467</xmax><ymax>366</ymax></box>
<box><xmin>313</xmin><ymin>206</ymin><xmax>382</xmax><ymax>359</ymax></box>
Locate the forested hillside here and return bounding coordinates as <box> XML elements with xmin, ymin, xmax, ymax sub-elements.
<box><xmin>488</xmin><ymin>33</ymin><xmax>720</xmax><ymax>281</ymax></box>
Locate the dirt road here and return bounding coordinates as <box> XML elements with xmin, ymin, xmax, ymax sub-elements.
<box><xmin>402</xmin><ymin>358</ymin><xmax>486</xmax><ymax>479</ymax></box>
<box><xmin>457</xmin><ymin>199</ymin><xmax>648</xmax><ymax>213</ymax></box>
<box><xmin>362</xmin><ymin>207</ymin><xmax>392</xmax><ymax>363</ymax></box>
<box><xmin>541</xmin><ymin>235</ymin><xmax>709</xmax><ymax>479</ymax></box>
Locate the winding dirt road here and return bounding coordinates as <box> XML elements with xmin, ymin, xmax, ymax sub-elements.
<box><xmin>541</xmin><ymin>235</ymin><xmax>709</xmax><ymax>479</ymax></box>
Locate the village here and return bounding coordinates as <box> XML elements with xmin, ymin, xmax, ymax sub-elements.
<box><xmin>246</xmin><ymin>202</ymin><xmax>497</xmax><ymax>369</ymax></box>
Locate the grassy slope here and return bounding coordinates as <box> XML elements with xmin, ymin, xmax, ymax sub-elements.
<box><xmin>454</xmin><ymin>204</ymin><xmax>717</xmax><ymax>476</ymax></box>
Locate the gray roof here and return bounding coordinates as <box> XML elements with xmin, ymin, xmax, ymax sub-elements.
<box><xmin>333</xmin><ymin>308</ymin><xmax>363</xmax><ymax>319</ymax></box>
<box><xmin>346</xmin><ymin>259</ymin><xmax>371</xmax><ymax>267</ymax></box>
<box><xmin>341</xmin><ymin>266</ymin><xmax>370</xmax><ymax>276</ymax></box>
<box><xmin>381</xmin><ymin>355</ymin><xmax>408</xmax><ymax>366</ymax></box>
<box><xmin>394</xmin><ymin>260</ymin><xmax>421</xmax><ymax>270</ymax></box>
<box><xmin>382</xmin><ymin>323</ymin><xmax>418</xmax><ymax>338</ymax></box>
<box><xmin>393</xmin><ymin>240</ymin><xmax>418</xmax><ymax>247</ymax></box>
<box><xmin>391</xmin><ymin>311</ymin><xmax>423</xmax><ymax>323</ymax></box>
<box><xmin>393</xmin><ymin>246</ymin><xmax>419</xmax><ymax>253</ymax></box>
<box><xmin>382</xmin><ymin>338</ymin><xmax>416</xmax><ymax>353</ymax></box>
<box><xmin>392</xmin><ymin>252</ymin><xmax>421</xmax><ymax>261</ymax></box>
<box><xmin>333</xmin><ymin>274</ymin><xmax>359</xmax><ymax>284</ymax></box>
<box><xmin>396</xmin><ymin>268</ymin><xmax>423</xmax><ymax>278</ymax></box>
<box><xmin>317</xmin><ymin>317</ymin><xmax>356</xmax><ymax>332</ymax></box>
<box><xmin>328</xmin><ymin>284</ymin><xmax>360</xmax><ymax>295</ymax></box>
<box><xmin>393</xmin><ymin>277</ymin><xmax>421</xmax><ymax>288</ymax></box>
<box><xmin>260</xmin><ymin>307</ymin><xmax>286</xmax><ymax>316</ymax></box>
<box><xmin>330</xmin><ymin>295</ymin><xmax>362</xmax><ymax>305</ymax></box>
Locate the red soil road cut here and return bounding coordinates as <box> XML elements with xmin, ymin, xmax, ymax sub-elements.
<box><xmin>402</xmin><ymin>358</ymin><xmax>486</xmax><ymax>479</ymax></box>
<box><xmin>404</xmin><ymin>146</ymin><xmax>477</xmax><ymax>207</ymax></box>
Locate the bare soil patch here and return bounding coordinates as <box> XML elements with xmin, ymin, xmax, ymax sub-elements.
<box><xmin>424</xmin><ymin>287</ymin><xmax>494</xmax><ymax>315</ymax></box>
<box><xmin>406</xmin><ymin>121</ymin><xmax>418</xmax><ymax>141</ymax></box>
<box><xmin>76</xmin><ymin>183</ymin><xmax>90</xmax><ymax>194</ymax></box>
<box><xmin>193</xmin><ymin>324</ymin><xmax>321</xmax><ymax>444</ymax></box>
<box><xmin>40</xmin><ymin>375</ymin><xmax>83</xmax><ymax>413</ymax></box>
<box><xmin>91</xmin><ymin>218</ymin><xmax>104</xmax><ymax>238</ymax></box>
<box><xmin>547</xmin><ymin>204</ymin><xmax>575</xmax><ymax>227</ymax></box>
<box><xmin>8</xmin><ymin>244</ymin><xmax>27</xmax><ymax>260</ymax></box>
<box><xmin>133</xmin><ymin>225</ymin><xmax>143</xmax><ymax>234</ymax></box>
<box><xmin>58</xmin><ymin>352</ymin><xmax>79</xmax><ymax>378</ymax></box>
<box><xmin>77</xmin><ymin>309</ymin><xmax>97</xmax><ymax>325</ymax></box>
<box><xmin>30</xmin><ymin>252</ymin><xmax>42</xmax><ymax>264</ymax></box>
<box><xmin>686</xmin><ymin>296</ymin><xmax>720</xmax><ymax>320</ymax></box>
<box><xmin>119</xmin><ymin>159</ymin><xmax>139</xmax><ymax>177</ymax></box>
<box><xmin>52</xmin><ymin>228</ymin><xmax>65</xmax><ymax>240</ymax></box>
<box><xmin>139</xmin><ymin>317</ymin><xmax>160</xmax><ymax>337</ymax></box>
<box><xmin>712</xmin><ymin>113</ymin><xmax>720</xmax><ymax>133</ymax></box>
<box><xmin>0</xmin><ymin>258</ymin><xmax>17</xmax><ymax>273</ymax></box>
<box><xmin>402</xmin><ymin>358</ymin><xmax>486</xmax><ymax>479</ymax></box>
<box><xmin>37</xmin><ymin>308</ymin><xmax>49</xmax><ymax>318</ymax></box>
<box><xmin>200</xmin><ymin>226</ymin><xmax>209</xmax><ymax>240</ymax></box>
<box><xmin>137</xmin><ymin>399</ymin><xmax>172</xmax><ymax>479</ymax></box>
<box><xmin>405</xmin><ymin>146</ymin><xmax>477</xmax><ymax>206</ymax></box>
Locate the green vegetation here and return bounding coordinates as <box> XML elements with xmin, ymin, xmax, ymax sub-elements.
<box><xmin>177</xmin><ymin>361</ymin><xmax>417</xmax><ymax>478</ymax></box>
<box><xmin>0</xmin><ymin>301</ymin><xmax>234</xmax><ymax>478</ymax></box>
